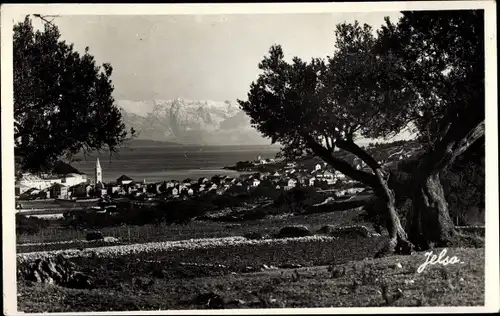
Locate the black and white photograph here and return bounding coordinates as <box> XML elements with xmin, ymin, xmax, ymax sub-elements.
<box><xmin>1</xmin><ymin>2</ymin><xmax>498</xmax><ymax>314</ymax></box>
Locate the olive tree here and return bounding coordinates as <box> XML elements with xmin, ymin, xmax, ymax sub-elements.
<box><xmin>238</xmin><ymin>21</ymin><xmax>417</xmax><ymax>255</ymax></box>
<box><xmin>376</xmin><ymin>10</ymin><xmax>484</xmax><ymax>249</ymax></box>
<box><xmin>239</xmin><ymin>10</ymin><xmax>485</xmax><ymax>254</ymax></box>
<box><xmin>14</xmin><ymin>16</ymin><xmax>135</xmax><ymax>173</ymax></box>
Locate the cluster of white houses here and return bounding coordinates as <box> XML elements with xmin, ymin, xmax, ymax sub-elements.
<box><xmin>16</xmin><ymin>155</ymin><xmax>359</xmax><ymax>201</ymax></box>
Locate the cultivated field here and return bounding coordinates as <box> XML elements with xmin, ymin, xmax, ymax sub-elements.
<box><xmin>16</xmin><ymin>207</ymin><xmax>485</xmax><ymax>312</ymax></box>
<box><xmin>17</xmin><ymin>244</ymin><xmax>484</xmax><ymax>311</ymax></box>
<box><xmin>17</xmin><ymin>208</ymin><xmax>367</xmax><ymax>251</ymax></box>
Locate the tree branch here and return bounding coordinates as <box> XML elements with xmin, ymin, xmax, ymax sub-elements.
<box><xmin>419</xmin><ymin>120</ymin><xmax>485</xmax><ymax>176</ymax></box>
<box><xmin>301</xmin><ymin>134</ymin><xmax>379</xmax><ymax>188</ymax></box>
<box><xmin>335</xmin><ymin>138</ymin><xmax>382</xmax><ymax>171</ymax></box>
<box><xmin>435</xmin><ymin>120</ymin><xmax>485</xmax><ymax>171</ymax></box>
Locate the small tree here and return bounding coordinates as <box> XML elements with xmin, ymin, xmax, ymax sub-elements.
<box><xmin>13</xmin><ymin>16</ymin><xmax>135</xmax><ymax>172</ymax></box>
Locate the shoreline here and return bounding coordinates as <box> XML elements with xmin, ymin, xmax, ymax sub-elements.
<box><xmin>93</xmin><ymin>168</ymin><xmax>250</xmax><ymax>184</ymax></box>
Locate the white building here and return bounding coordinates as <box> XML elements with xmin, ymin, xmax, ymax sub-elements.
<box><xmin>334</xmin><ymin>170</ymin><xmax>345</xmax><ymax>180</ymax></box>
<box><xmin>19</xmin><ymin>173</ymin><xmax>62</xmax><ymax>191</ymax></box>
<box><xmin>315</xmin><ymin>164</ymin><xmax>322</xmax><ymax>172</ymax></box>
<box><xmin>172</xmin><ymin>188</ymin><xmax>179</xmax><ymax>196</ymax></box>
<box><xmin>252</xmin><ymin>179</ymin><xmax>261</xmax><ymax>187</ymax></box>
<box><xmin>287</xmin><ymin>178</ymin><xmax>297</xmax><ymax>189</ymax></box>
<box><xmin>61</xmin><ymin>173</ymin><xmax>87</xmax><ymax>187</ymax></box>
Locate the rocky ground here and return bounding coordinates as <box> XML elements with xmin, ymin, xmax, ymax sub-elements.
<box><xmin>17</xmin><ymin>247</ymin><xmax>485</xmax><ymax>312</ymax></box>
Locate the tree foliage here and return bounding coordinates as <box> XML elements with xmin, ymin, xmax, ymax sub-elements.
<box><xmin>239</xmin><ymin>10</ymin><xmax>485</xmax><ymax>251</ymax></box>
<box><xmin>238</xmin><ymin>22</ymin><xmax>416</xmax><ymax>165</ymax></box>
<box><xmin>14</xmin><ymin>16</ymin><xmax>135</xmax><ymax>172</ymax></box>
<box><xmin>377</xmin><ymin>11</ymin><xmax>484</xmax><ymax>142</ymax></box>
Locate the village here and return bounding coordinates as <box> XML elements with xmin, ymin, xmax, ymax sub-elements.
<box><xmin>14</xmin><ymin>141</ymin><xmax>417</xmax><ymax>214</ymax></box>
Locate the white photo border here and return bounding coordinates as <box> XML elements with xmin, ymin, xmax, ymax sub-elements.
<box><xmin>1</xmin><ymin>2</ymin><xmax>498</xmax><ymax>315</ymax></box>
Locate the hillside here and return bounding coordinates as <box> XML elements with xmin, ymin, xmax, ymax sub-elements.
<box><xmin>118</xmin><ymin>99</ymin><xmax>271</xmax><ymax>146</ymax></box>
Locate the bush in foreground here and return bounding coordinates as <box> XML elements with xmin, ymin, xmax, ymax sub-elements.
<box><xmin>275</xmin><ymin>225</ymin><xmax>312</xmax><ymax>238</ymax></box>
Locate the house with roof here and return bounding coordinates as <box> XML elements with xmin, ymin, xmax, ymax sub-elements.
<box><xmin>308</xmin><ymin>176</ymin><xmax>316</xmax><ymax>187</ymax></box>
<box><xmin>285</xmin><ymin>178</ymin><xmax>298</xmax><ymax>190</ymax></box>
<box><xmin>295</xmin><ymin>173</ymin><xmax>309</xmax><ymax>186</ymax></box>
<box><xmin>107</xmin><ymin>183</ymin><xmax>122</xmax><ymax>195</ymax></box>
<box><xmin>199</xmin><ymin>184</ymin><xmax>206</xmax><ymax>192</ymax></box>
<box><xmin>209</xmin><ymin>183</ymin><xmax>218</xmax><ymax>191</ymax></box>
<box><xmin>172</xmin><ymin>187</ymin><xmax>179</xmax><ymax>197</ymax></box>
<box><xmin>252</xmin><ymin>179</ymin><xmax>261</xmax><ymax>187</ymax></box>
<box><xmin>61</xmin><ymin>173</ymin><xmax>88</xmax><ymax>187</ymax></box>
<box><xmin>334</xmin><ymin>170</ymin><xmax>345</xmax><ymax>180</ymax></box>
<box><xmin>117</xmin><ymin>175</ymin><xmax>133</xmax><ymax>186</ymax></box>
<box><xmin>179</xmin><ymin>183</ymin><xmax>189</xmax><ymax>191</ymax></box>
<box><xmin>70</xmin><ymin>183</ymin><xmax>92</xmax><ymax>198</ymax></box>
<box><xmin>165</xmin><ymin>180</ymin><xmax>175</xmax><ymax>188</ymax></box>
<box><xmin>94</xmin><ymin>182</ymin><xmax>107</xmax><ymax>197</ymax></box>
<box><xmin>50</xmin><ymin>183</ymin><xmax>69</xmax><ymax>199</ymax></box>
<box><xmin>15</xmin><ymin>183</ymin><xmax>31</xmax><ymax>196</ymax></box>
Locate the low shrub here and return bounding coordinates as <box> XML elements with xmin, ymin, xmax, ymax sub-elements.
<box><xmin>275</xmin><ymin>225</ymin><xmax>311</xmax><ymax>238</ymax></box>
<box><xmin>86</xmin><ymin>231</ymin><xmax>104</xmax><ymax>241</ymax></box>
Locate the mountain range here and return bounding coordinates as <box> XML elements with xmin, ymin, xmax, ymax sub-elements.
<box><xmin>117</xmin><ymin>99</ymin><xmax>273</xmax><ymax>146</ymax></box>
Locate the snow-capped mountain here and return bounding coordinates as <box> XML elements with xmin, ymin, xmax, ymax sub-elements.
<box><xmin>117</xmin><ymin>99</ymin><xmax>272</xmax><ymax>146</ymax></box>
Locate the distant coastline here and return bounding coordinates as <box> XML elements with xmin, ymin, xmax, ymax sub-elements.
<box><xmin>124</xmin><ymin>138</ymin><xmax>280</xmax><ymax>148</ymax></box>
<box><xmin>69</xmin><ymin>144</ymin><xmax>281</xmax><ymax>183</ymax></box>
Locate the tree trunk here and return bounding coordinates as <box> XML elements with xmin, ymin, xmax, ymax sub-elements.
<box><xmin>404</xmin><ymin>121</ymin><xmax>484</xmax><ymax>250</ymax></box>
<box><xmin>406</xmin><ymin>173</ymin><xmax>456</xmax><ymax>250</ymax></box>
<box><xmin>303</xmin><ymin>136</ymin><xmax>414</xmax><ymax>255</ymax></box>
<box><xmin>373</xmin><ymin>169</ymin><xmax>413</xmax><ymax>257</ymax></box>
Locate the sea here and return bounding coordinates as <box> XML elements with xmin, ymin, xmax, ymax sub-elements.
<box><xmin>71</xmin><ymin>144</ymin><xmax>281</xmax><ymax>183</ymax></box>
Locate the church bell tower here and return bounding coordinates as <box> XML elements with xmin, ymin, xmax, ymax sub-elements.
<box><xmin>95</xmin><ymin>158</ymin><xmax>102</xmax><ymax>184</ymax></box>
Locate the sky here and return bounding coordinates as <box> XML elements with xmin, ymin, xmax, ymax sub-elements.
<box><xmin>21</xmin><ymin>12</ymin><xmax>404</xmax><ymax>103</ymax></box>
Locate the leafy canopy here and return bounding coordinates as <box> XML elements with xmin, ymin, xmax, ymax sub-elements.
<box><xmin>375</xmin><ymin>10</ymin><xmax>484</xmax><ymax>143</ymax></box>
<box><xmin>14</xmin><ymin>16</ymin><xmax>135</xmax><ymax>172</ymax></box>
<box><xmin>238</xmin><ymin>21</ymin><xmax>417</xmax><ymax>162</ymax></box>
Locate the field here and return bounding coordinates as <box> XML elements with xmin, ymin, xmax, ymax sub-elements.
<box><xmin>16</xmin><ymin>206</ymin><xmax>485</xmax><ymax>312</ymax></box>
<box><xmin>17</xmin><ymin>208</ymin><xmax>366</xmax><ymax>251</ymax></box>
<box><xmin>17</xmin><ymin>245</ymin><xmax>484</xmax><ymax>312</ymax></box>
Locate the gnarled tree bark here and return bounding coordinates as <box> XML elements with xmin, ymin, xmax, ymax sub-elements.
<box><xmin>407</xmin><ymin>173</ymin><xmax>456</xmax><ymax>250</ymax></box>
<box><xmin>371</xmin><ymin>169</ymin><xmax>413</xmax><ymax>257</ymax></box>
<box><xmin>405</xmin><ymin>121</ymin><xmax>485</xmax><ymax>250</ymax></box>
